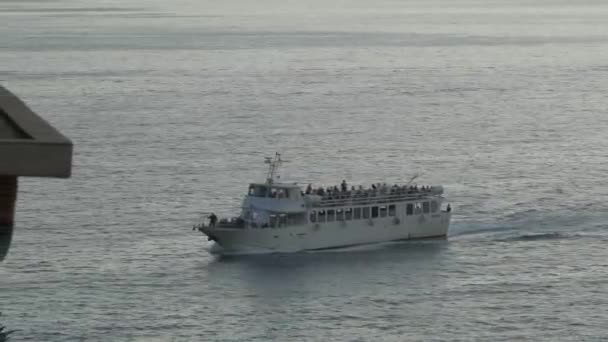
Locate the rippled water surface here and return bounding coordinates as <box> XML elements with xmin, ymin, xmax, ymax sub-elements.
<box><xmin>1</xmin><ymin>0</ymin><xmax>608</xmax><ymax>340</ymax></box>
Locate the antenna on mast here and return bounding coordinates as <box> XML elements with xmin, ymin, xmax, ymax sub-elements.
<box><xmin>405</xmin><ymin>172</ymin><xmax>423</xmax><ymax>187</ymax></box>
<box><xmin>265</xmin><ymin>152</ymin><xmax>282</xmax><ymax>184</ymax></box>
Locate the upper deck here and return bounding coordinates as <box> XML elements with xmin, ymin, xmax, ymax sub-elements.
<box><xmin>241</xmin><ymin>153</ymin><xmax>446</xmax><ymax>214</ymax></box>
<box><xmin>306</xmin><ymin>186</ymin><xmax>443</xmax><ymax>208</ymax></box>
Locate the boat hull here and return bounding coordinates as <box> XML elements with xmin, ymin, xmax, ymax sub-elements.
<box><xmin>200</xmin><ymin>212</ymin><xmax>451</xmax><ymax>253</ymax></box>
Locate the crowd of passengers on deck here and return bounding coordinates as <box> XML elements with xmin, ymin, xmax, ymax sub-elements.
<box><xmin>304</xmin><ymin>180</ymin><xmax>434</xmax><ymax>201</ymax></box>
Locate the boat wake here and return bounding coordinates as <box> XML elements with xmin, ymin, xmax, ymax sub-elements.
<box><xmin>448</xmin><ymin>210</ymin><xmax>608</xmax><ymax>243</ymax></box>
<box><xmin>448</xmin><ymin>222</ymin><xmax>518</xmax><ymax>238</ymax></box>
<box><xmin>501</xmin><ymin>232</ymin><xmax>571</xmax><ymax>241</ymax></box>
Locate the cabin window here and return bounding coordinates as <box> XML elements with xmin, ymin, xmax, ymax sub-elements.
<box><xmin>415</xmin><ymin>203</ymin><xmax>422</xmax><ymax>215</ymax></box>
<box><xmin>345</xmin><ymin>208</ymin><xmax>353</xmax><ymax>220</ymax></box>
<box><xmin>371</xmin><ymin>206</ymin><xmax>379</xmax><ymax>218</ymax></box>
<box><xmin>318</xmin><ymin>210</ymin><xmax>326</xmax><ymax>223</ymax></box>
<box><xmin>309</xmin><ymin>211</ymin><xmax>316</xmax><ymax>223</ymax></box>
<box><xmin>327</xmin><ymin>209</ymin><xmax>335</xmax><ymax>222</ymax></box>
<box><xmin>388</xmin><ymin>205</ymin><xmax>396</xmax><ymax>216</ymax></box>
<box><xmin>354</xmin><ymin>207</ymin><xmax>362</xmax><ymax>219</ymax></box>
<box><xmin>249</xmin><ymin>185</ymin><xmax>268</xmax><ymax>197</ymax></box>
<box><xmin>423</xmin><ymin>202</ymin><xmax>430</xmax><ymax>214</ymax></box>
<box><xmin>279</xmin><ymin>214</ymin><xmax>288</xmax><ymax>226</ymax></box>
<box><xmin>431</xmin><ymin>201</ymin><xmax>438</xmax><ymax>213</ymax></box>
<box><xmin>336</xmin><ymin>209</ymin><xmax>344</xmax><ymax>221</ymax></box>
<box><xmin>269</xmin><ymin>215</ymin><xmax>277</xmax><ymax>228</ymax></box>
<box><xmin>270</xmin><ymin>188</ymin><xmax>287</xmax><ymax>199</ymax></box>
<box><xmin>362</xmin><ymin>207</ymin><xmax>370</xmax><ymax>219</ymax></box>
<box><xmin>379</xmin><ymin>206</ymin><xmax>387</xmax><ymax>217</ymax></box>
<box><xmin>288</xmin><ymin>213</ymin><xmax>306</xmax><ymax>225</ymax></box>
<box><xmin>406</xmin><ymin>203</ymin><xmax>414</xmax><ymax>216</ymax></box>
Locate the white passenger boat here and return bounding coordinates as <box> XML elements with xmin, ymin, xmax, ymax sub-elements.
<box><xmin>194</xmin><ymin>154</ymin><xmax>452</xmax><ymax>253</ymax></box>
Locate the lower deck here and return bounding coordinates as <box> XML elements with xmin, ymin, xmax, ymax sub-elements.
<box><xmin>200</xmin><ymin>210</ymin><xmax>451</xmax><ymax>253</ymax></box>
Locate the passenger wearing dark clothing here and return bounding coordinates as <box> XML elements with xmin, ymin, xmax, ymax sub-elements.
<box><xmin>208</xmin><ymin>213</ymin><xmax>218</xmax><ymax>228</ymax></box>
<box><xmin>306</xmin><ymin>184</ymin><xmax>312</xmax><ymax>194</ymax></box>
<box><xmin>341</xmin><ymin>180</ymin><xmax>348</xmax><ymax>192</ymax></box>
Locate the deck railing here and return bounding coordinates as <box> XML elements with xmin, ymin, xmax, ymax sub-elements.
<box><xmin>307</xmin><ymin>190</ymin><xmax>442</xmax><ymax>208</ymax></box>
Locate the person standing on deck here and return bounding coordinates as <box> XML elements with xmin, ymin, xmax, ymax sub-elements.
<box><xmin>306</xmin><ymin>184</ymin><xmax>313</xmax><ymax>194</ymax></box>
<box><xmin>208</xmin><ymin>213</ymin><xmax>218</xmax><ymax>228</ymax></box>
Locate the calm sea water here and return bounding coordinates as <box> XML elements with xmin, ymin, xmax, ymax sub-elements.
<box><xmin>2</xmin><ymin>0</ymin><xmax>608</xmax><ymax>340</ymax></box>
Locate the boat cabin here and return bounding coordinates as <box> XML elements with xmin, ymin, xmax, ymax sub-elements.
<box><xmin>248</xmin><ymin>183</ymin><xmax>302</xmax><ymax>200</ymax></box>
<box><xmin>241</xmin><ymin>182</ymin><xmax>307</xmax><ymax>228</ymax></box>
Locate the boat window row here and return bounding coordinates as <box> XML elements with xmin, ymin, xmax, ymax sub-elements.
<box><xmin>248</xmin><ymin>184</ymin><xmax>301</xmax><ymax>199</ymax></box>
<box><xmin>249</xmin><ymin>212</ymin><xmax>307</xmax><ymax>228</ymax></box>
<box><xmin>309</xmin><ymin>205</ymin><xmax>397</xmax><ymax>223</ymax></box>
<box><xmin>405</xmin><ymin>201</ymin><xmax>438</xmax><ymax>215</ymax></box>
<box><xmin>309</xmin><ymin>201</ymin><xmax>439</xmax><ymax>222</ymax></box>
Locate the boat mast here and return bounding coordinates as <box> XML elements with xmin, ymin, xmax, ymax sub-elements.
<box><xmin>405</xmin><ymin>172</ymin><xmax>423</xmax><ymax>187</ymax></box>
<box><xmin>265</xmin><ymin>152</ymin><xmax>282</xmax><ymax>184</ymax></box>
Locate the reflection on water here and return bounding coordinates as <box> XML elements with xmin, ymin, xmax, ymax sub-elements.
<box><xmin>210</xmin><ymin>239</ymin><xmax>447</xmax><ymax>266</ymax></box>
<box><xmin>205</xmin><ymin>240</ymin><xmax>448</xmax><ymax>294</ymax></box>
<box><xmin>198</xmin><ymin>240</ymin><xmax>452</xmax><ymax>338</ymax></box>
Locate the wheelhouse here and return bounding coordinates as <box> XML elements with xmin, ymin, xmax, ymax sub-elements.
<box><xmin>248</xmin><ymin>183</ymin><xmax>302</xmax><ymax>200</ymax></box>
